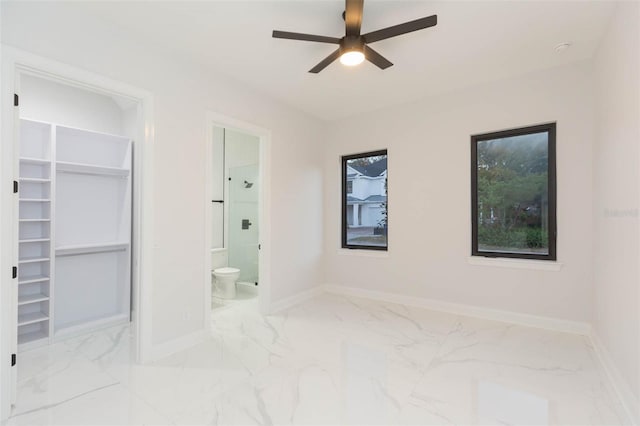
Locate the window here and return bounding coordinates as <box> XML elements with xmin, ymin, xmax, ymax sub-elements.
<box><xmin>471</xmin><ymin>123</ymin><xmax>556</xmax><ymax>260</ymax></box>
<box><xmin>342</xmin><ymin>150</ymin><xmax>388</xmax><ymax>250</ymax></box>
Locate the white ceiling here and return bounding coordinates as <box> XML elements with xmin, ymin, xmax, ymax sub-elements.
<box><xmin>30</xmin><ymin>1</ymin><xmax>617</xmax><ymax>121</ymax></box>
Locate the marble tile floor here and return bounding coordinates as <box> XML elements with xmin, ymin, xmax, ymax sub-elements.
<box><xmin>211</xmin><ymin>283</ymin><xmax>258</xmax><ymax>311</ymax></box>
<box><xmin>3</xmin><ymin>293</ymin><xmax>629</xmax><ymax>426</ymax></box>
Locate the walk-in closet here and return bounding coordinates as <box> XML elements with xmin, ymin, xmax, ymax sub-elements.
<box><xmin>16</xmin><ymin>75</ymin><xmax>137</xmax><ymax>350</ymax></box>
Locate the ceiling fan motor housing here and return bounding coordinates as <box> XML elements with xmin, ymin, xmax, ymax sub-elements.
<box><xmin>340</xmin><ymin>36</ymin><xmax>365</xmax><ymax>54</ymax></box>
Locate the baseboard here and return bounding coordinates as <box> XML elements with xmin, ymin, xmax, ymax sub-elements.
<box><xmin>54</xmin><ymin>313</ymin><xmax>130</xmax><ymax>341</ymax></box>
<box><xmin>323</xmin><ymin>284</ymin><xmax>591</xmax><ymax>335</ymax></box>
<box><xmin>150</xmin><ymin>328</ymin><xmax>209</xmax><ymax>362</ymax></box>
<box><xmin>590</xmin><ymin>331</ymin><xmax>639</xmax><ymax>425</ymax></box>
<box><xmin>269</xmin><ymin>286</ymin><xmax>325</xmax><ymax>314</ymax></box>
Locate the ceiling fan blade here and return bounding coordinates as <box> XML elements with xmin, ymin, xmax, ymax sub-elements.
<box><xmin>345</xmin><ymin>0</ymin><xmax>364</xmax><ymax>36</ymax></box>
<box><xmin>363</xmin><ymin>15</ymin><xmax>437</xmax><ymax>44</ymax></box>
<box><xmin>272</xmin><ymin>30</ymin><xmax>341</xmax><ymax>44</ymax></box>
<box><xmin>364</xmin><ymin>46</ymin><xmax>393</xmax><ymax>70</ymax></box>
<box><xmin>309</xmin><ymin>49</ymin><xmax>341</xmax><ymax>74</ymax></box>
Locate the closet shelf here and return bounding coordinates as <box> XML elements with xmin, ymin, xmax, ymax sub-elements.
<box><xmin>18</xmin><ymin>312</ymin><xmax>49</xmax><ymax>326</ymax></box>
<box><xmin>56</xmin><ymin>161</ymin><xmax>129</xmax><ymax>177</ymax></box>
<box><xmin>18</xmin><ymin>330</ymin><xmax>48</xmax><ymax>346</ymax></box>
<box><xmin>18</xmin><ymin>294</ymin><xmax>50</xmax><ymax>306</ymax></box>
<box><xmin>19</xmin><ymin>238</ymin><xmax>50</xmax><ymax>243</ymax></box>
<box><xmin>16</xmin><ymin>119</ymin><xmax>133</xmax><ymax>352</ymax></box>
<box><xmin>18</xmin><ymin>274</ymin><xmax>50</xmax><ymax>285</ymax></box>
<box><xmin>19</xmin><ymin>157</ymin><xmax>51</xmax><ymax>165</ymax></box>
<box><xmin>56</xmin><ymin>242</ymin><xmax>129</xmax><ymax>256</ymax></box>
<box><xmin>18</xmin><ymin>256</ymin><xmax>50</xmax><ymax>264</ymax></box>
<box><xmin>19</xmin><ymin>177</ymin><xmax>51</xmax><ymax>183</ymax></box>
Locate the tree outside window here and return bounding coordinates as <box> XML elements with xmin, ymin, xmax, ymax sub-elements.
<box><xmin>472</xmin><ymin>123</ymin><xmax>556</xmax><ymax>260</ymax></box>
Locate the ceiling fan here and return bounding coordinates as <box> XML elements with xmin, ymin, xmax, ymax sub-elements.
<box><xmin>272</xmin><ymin>0</ymin><xmax>437</xmax><ymax>73</ymax></box>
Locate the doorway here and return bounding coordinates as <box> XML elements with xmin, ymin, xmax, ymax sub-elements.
<box><xmin>204</xmin><ymin>112</ymin><xmax>271</xmax><ymax>321</ymax></box>
<box><xmin>0</xmin><ymin>48</ymin><xmax>153</xmax><ymax>420</ymax></box>
<box><xmin>17</xmin><ymin>75</ymin><xmax>134</xmax><ymax>345</ymax></box>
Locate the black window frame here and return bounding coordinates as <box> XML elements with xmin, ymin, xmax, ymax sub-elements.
<box><xmin>342</xmin><ymin>149</ymin><xmax>388</xmax><ymax>251</ymax></box>
<box><xmin>471</xmin><ymin>123</ymin><xmax>557</xmax><ymax>261</ymax></box>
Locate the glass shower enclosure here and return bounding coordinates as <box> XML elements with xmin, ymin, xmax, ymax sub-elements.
<box><xmin>228</xmin><ymin>164</ymin><xmax>259</xmax><ymax>284</ymax></box>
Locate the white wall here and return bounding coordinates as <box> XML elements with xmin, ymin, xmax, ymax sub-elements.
<box><xmin>593</xmin><ymin>2</ymin><xmax>640</xmax><ymax>420</ymax></box>
<box><xmin>325</xmin><ymin>62</ymin><xmax>595</xmax><ymax>323</ymax></box>
<box><xmin>20</xmin><ymin>74</ymin><xmax>125</xmax><ymax>136</ymax></box>
<box><xmin>1</xmin><ymin>2</ymin><xmax>325</xmax><ymax>348</ymax></box>
<box><xmin>224</xmin><ymin>129</ymin><xmax>260</xmax><ymax>170</ymax></box>
<box><xmin>121</xmin><ymin>106</ymin><xmax>138</xmax><ymax>141</ymax></box>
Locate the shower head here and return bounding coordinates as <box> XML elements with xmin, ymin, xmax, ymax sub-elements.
<box><xmin>244</xmin><ymin>180</ymin><xmax>253</xmax><ymax>188</ymax></box>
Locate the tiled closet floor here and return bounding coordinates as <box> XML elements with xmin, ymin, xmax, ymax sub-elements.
<box><xmin>4</xmin><ymin>293</ymin><xmax>628</xmax><ymax>425</ymax></box>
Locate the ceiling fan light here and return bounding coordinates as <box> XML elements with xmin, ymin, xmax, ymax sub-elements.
<box><xmin>340</xmin><ymin>50</ymin><xmax>365</xmax><ymax>66</ymax></box>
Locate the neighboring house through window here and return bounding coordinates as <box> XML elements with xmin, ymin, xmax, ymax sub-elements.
<box><xmin>471</xmin><ymin>123</ymin><xmax>557</xmax><ymax>260</ymax></box>
<box><xmin>342</xmin><ymin>150</ymin><xmax>388</xmax><ymax>250</ymax></box>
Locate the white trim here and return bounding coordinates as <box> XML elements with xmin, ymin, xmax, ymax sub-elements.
<box><xmin>148</xmin><ymin>329</ymin><xmax>209</xmax><ymax>363</ymax></box>
<box><xmin>203</xmin><ymin>116</ymin><xmax>214</xmax><ymax>335</ymax></box>
<box><xmin>266</xmin><ymin>283</ymin><xmax>592</xmax><ymax>336</ymax></box>
<box><xmin>468</xmin><ymin>256</ymin><xmax>563</xmax><ymax>271</ymax></box>
<box><xmin>269</xmin><ymin>286</ymin><xmax>325</xmax><ymax>314</ymax></box>
<box><xmin>53</xmin><ymin>314</ymin><xmax>129</xmax><ymax>341</ymax></box>
<box><xmin>590</xmin><ymin>331</ymin><xmax>639</xmax><ymax>425</ymax></box>
<box><xmin>323</xmin><ymin>284</ymin><xmax>591</xmax><ymax>335</ymax></box>
<box><xmin>204</xmin><ymin>111</ymin><xmax>272</xmax><ymax>322</ymax></box>
<box><xmin>1</xmin><ymin>45</ymin><xmax>21</xmax><ymax>415</ymax></box>
<box><xmin>337</xmin><ymin>249</ymin><xmax>389</xmax><ymax>258</ymax></box>
<box><xmin>1</xmin><ymin>46</ymin><xmax>155</xmax><ymax>421</ymax></box>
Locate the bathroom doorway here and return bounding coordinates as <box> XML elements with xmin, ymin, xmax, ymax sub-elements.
<box><xmin>205</xmin><ymin>112</ymin><xmax>271</xmax><ymax>319</ymax></box>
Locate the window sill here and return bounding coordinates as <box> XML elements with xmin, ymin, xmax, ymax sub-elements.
<box><xmin>467</xmin><ymin>256</ymin><xmax>563</xmax><ymax>271</ymax></box>
<box><xmin>337</xmin><ymin>249</ymin><xmax>389</xmax><ymax>258</ymax></box>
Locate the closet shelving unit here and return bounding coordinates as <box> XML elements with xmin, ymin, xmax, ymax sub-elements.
<box><xmin>17</xmin><ymin>118</ymin><xmax>132</xmax><ymax>350</ymax></box>
<box><xmin>17</xmin><ymin>119</ymin><xmax>53</xmax><ymax>349</ymax></box>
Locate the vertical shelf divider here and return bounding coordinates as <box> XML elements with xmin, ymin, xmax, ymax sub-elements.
<box><xmin>48</xmin><ymin>124</ymin><xmax>57</xmax><ymax>343</ymax></box>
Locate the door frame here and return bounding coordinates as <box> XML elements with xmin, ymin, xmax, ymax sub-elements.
<box><xmin>204</xmin><ymin>111</ymin><xmax>272</xmax><ymax>322</ymax></box>
<box><xmin>0</xmin><ymin>47</ymin><xmax>155</xmax><ymax>421</ymax></box>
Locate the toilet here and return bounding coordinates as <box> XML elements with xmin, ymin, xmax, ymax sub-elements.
<box><xmin>211</xmin><ymin>248</ymin><xmax>241</xmax><ymax>299</ymax></box>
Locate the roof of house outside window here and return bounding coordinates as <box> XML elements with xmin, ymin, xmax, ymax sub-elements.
<box><xmin>350</xmin><ymin>158</ymin><xmax>387</xmax><ymax>177</ymax></box>
<box><xmin>347</xmin><ymin>195</ymin><xmax>387</xmax><ymax>203</ymax></box>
